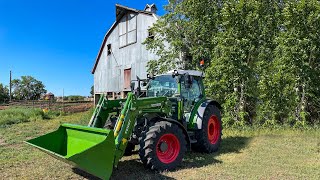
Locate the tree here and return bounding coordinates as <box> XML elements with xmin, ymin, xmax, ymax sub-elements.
<box><xmin>145</xmin><ymin>0</ymin><xmax>320</xmax><ymax>127</ymax></box>
<box><xmin>270</xmin><ymin>0</ymin><xmax>320</xmax><ymax>126</ymax></box>
<box><xmin>0</xmin><ymin>83</ymin><xmax>9</xmax><ymax>103</ymax></box>
<box><xmin>67</xmin><ymin>95</ymin><xmax>85</xmax><ymax>101</ymax></box>
<box><xmin>144</xmin><ymin>0</ymin><xmax>221</xmax><ymax>74</ymax></box>
<box><xmin>90</xmin><ymin>85</ymin><xmax>94</xmax><ymax>97</ymax></box>
<box><xmin>145</xmin><ymin>0</ymin><xmax>261</xmax><ymax>126</ymax></box>
<box><xmin>12</xmin><ymin>76</ymin><xmax>47</xmax><ymax>100</ymax></box>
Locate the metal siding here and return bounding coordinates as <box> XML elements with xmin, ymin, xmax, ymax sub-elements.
<box><xmin>94</xmin><ymin>12</ymin><xmax>158</xmax><ymax>94</ymax></box>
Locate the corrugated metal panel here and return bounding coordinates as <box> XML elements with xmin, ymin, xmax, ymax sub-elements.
<box><xmin>94</xmin><ymin>12</ymin><xmax>158</xmax><ymax>94</ymax></box>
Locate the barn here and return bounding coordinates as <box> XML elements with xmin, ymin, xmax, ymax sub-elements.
<box><xmin>91</xmin><ymin>4</ymin><xmax>159</xmax><ymax>103</ymax></box>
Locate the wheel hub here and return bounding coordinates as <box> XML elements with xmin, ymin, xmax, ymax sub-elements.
<box><xmin>156</xmin><ymin>133</ymin><xmax>180</xmax><ymax>164</ymax></box>
<box><xmin>159</xmin><ymin>142</ymin><xmax>168</xmax><ymax>152</ymax></box>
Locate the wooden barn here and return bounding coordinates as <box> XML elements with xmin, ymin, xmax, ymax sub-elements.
<box><xmin>91</xmin><ymin>4</ymin><xmax>159</xmax><ymax>102</ymax></box>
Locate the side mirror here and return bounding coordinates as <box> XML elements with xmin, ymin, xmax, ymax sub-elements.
<box><xmin>142</xmin><ymin>80</ymin><xmax>147</xmax><ymax>86</ymax></box>
<box><xmin>147</xmin><ymin>73</ymin><xmax>155</xmax><ymax>80</ymax></box>
<box><xmin>130</xmin><ymin>82</ymin><xmax>135</xmax><ymax>92</ymax></box>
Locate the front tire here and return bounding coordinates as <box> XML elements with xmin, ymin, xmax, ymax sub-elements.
<box><xmin>123</xmin><ymin>142</ymin><xmax>135</xmax><ymax>156</ymax></box>
<box><xmin>139</xmin><ymin>121</ymin><xmax>187</xmax><ymax>170</ymax></box>
<box><xmin>193</xmin><ymin>105</ymin><xmax>222</xmax><ymax>153</ymax></box>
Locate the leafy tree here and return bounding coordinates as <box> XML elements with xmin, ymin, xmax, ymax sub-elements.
<box><xmin>0</xmin><ymin>83</ymin><xmax>9</xmax><ymax>103</ymax></box>
<box><xmin>90</xmin><ymin>85</ymin><xmax>94</xmax><ymax>96</ymax></box>
<box><xmin>12</xmin><ymin>76</ymin><xmax>47</xmax><ymax>100</ymax></box>
<box><xmin>144</xmin><ymin>0</ymin><xmax>221</xmax><ymax>74</ymax></box>
<box><xmin>255</xmin><ymin>1</ymin><xmax>282</xmax><ymax>126</ymax></box>
<box><xmin>145</xmin><ymin>0</ymin><xmax>320</xmax><ymax>127</ymax></box>
<box><xmin>270</xmin><ymin>0</ymin><xmax>320</xmax><ymax>126</ymax></box>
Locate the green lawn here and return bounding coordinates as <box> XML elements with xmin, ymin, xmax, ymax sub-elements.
<box><xmin>0</xmin><ymin>111</ymin><xmax>319</xmax><ymax>179</ymax></box>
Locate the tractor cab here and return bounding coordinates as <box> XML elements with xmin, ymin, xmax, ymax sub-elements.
<box><xmin>146</xmin><ymin>70</ymin><xmax>206</xmax><ymax>122</ymax></box>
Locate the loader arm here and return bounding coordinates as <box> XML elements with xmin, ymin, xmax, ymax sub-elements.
<box><xmin>26</xmin><ymin>92</ymin><xmax>171</xmax><ymax>180</ymax></box>
<box><xmin>112</xmin><ymin>92</ymin><xmax>171</xmax><ymax>166</ymax></box>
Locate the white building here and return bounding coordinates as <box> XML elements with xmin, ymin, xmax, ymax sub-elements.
<box><xmin>91</xmin><ymin>4</ymin><xmax>158</xmax><ymax>102</ymax></box>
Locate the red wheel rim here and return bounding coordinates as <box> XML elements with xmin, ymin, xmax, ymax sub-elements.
<box><xmin>207</xmin><ymin>115</ymin><xmax>221</xmax><ymax>144</ymax></box>
<box><xmin>156</xmin><ymin>133</ymin><xmax>180</xmax><ymax>164</ymax></box>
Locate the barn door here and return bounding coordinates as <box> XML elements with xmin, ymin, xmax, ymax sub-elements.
<box><xmin>124</xmin><ymin>68</ymin><xmax>131</xmax><ymax>90</ymax></box>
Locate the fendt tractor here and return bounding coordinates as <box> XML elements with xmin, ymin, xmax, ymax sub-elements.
<box><xmin>26</xmin><ymin>69</ymin><xmax>222</xmax><ymax>179</ymax></box>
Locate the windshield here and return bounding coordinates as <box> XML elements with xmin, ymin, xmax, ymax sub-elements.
<box><xmin>146</xmin><ymin>75</ymin><xmax>178</xmax><ymax>97</ymax></box>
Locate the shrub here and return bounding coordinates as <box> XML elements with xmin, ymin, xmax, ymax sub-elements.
<box><xmin>0</xmin><ymin>108</ymin><xmax>61</xmax><ymax>126</ymax></box>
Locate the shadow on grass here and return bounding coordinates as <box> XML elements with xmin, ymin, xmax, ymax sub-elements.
<box><xmin>72</xmin><ymin>168</ymin><xmax>101</xmax><ymax>180</ymax></box>
<box><xmin>73</xmin><ymin>136</ymin><xmax>251</xmax><ymax>180</ymax></box>
<box><xmin>180</xmin><ymin>136</ymin><xmax>251</xmax><ymax>169</ymax></box>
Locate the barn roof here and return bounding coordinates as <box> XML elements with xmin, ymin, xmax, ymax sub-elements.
<box><xmin>91</xmin><ymin>4</ymin><xmax>158</xmax><ymax>74</ymax></box>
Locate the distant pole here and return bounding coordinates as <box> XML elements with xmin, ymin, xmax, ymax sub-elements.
<box><xmin>62</xmin><ymin>88</ymin><xmax>65</xmax><ymax>112</ymax></box>
<box><xmin>9</xmin><ymin>70</ymin><xmax>12</xmax><ymax>102</ymax></box>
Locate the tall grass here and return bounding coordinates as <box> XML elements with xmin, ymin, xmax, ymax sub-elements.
<box><xmin>0</xmin><ymin>108</ymin><xmax>62</xmax><ymax>127</ymax></box>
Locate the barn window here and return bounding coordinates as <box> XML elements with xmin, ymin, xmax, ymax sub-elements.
<box><xmin>107</xmin><ymin>44</ymin><xmax>112</xmax><ymax>55</ymax></box>
<box><xmin>119</xmin><ymin>13</ymin><xmax>137</xmax><ymax>48</ymax></box>
<box><xmin>124</xmin><ymin>68</ymin><xmax>131</xmax><ymax>89</ymax></box>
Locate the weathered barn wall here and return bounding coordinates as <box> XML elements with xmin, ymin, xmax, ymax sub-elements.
<box><xmin>94</xmin><ymin>12</ymin><xmax>158</xmax><ymax>95</ymax></box>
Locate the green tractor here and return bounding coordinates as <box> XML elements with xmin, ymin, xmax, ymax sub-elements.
<box><xmin>26</xmin><ymin>69</ymin><xmax>222</xmax><ymax>179</ymax></box>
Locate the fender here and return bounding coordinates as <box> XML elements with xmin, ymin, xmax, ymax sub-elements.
<box><xmin>152</xmin><ymin>117</ymin><xmax>191</xmax><ymax>151</ymax></box>
<box><xmin>193</xmin><ymin>99</ymin><xmax>222</xmax><ymax>129</ymax></box>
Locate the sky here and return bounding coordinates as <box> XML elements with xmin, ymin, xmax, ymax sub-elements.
<box><xmin>0</xmin><ymin>0</ymin><xmax>167</xmax><ymax>96</ymax></box>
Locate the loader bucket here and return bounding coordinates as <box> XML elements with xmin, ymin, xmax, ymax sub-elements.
<box><xmin>26</xmin><ymin>123</ymin><xmax>115</xmax><ymax>180</ymax></box>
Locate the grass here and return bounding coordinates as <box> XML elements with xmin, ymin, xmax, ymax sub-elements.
<box><xmin>0</xmin><ymin>111</ymin><xmax>319</xmax><ymax>179</ymax></box>
<box><xmin>0</xmin><ymin>107</ymin><xmax>69</xmax><ymax>127</ymax></box>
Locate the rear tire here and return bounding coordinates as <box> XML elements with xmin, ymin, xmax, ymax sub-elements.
<box><xmin>193</xmin><ymin>105</ymin><xmax>222</xmax><ymax>153</ymax></box>
<box><xmin>139</xmin><ymin>121</ymin><xmax>187</xmax><ymax>170</ymax></box>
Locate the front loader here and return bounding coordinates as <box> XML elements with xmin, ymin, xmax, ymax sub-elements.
<box><xmin>26</xmin><ymin>69</ymin><xmax>222</xmax><ymax>180</ymax></box>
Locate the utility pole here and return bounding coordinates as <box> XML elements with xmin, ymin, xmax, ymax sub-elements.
<box><xmin>62</xmin><ymin>88</ymin><xmax>65</xmax><ymax>112</ymax></box>
<box><xmin>9</xmin><ymin>70</ymin><xmax>12</xmax><ymax>102</ymax></box>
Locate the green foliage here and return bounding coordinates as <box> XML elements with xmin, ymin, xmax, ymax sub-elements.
<box><xmin>66</xmin><ymin>95</ymin><xmax>85</xmax><ymax>101</ymax></box>
<box><xmin>0</xmin><ymin>83</ymin><xmax>9</xmax><ymax>103</ymax></box>
<box><xmin>12</xmin><ymin>76</ymin><xmax>47</xmax><ymax>100</ymax></box>
<box><xmin>90</xmin><ymin>85</ymin><xmax>94</xmax><ymax>96</ymax></box>
<box><xmin>145</xmin><ymin>0</ymin><xmax>320</xmax><ymax>127</ymax></box>
<box><xmin>0</xmin><ymin>108</ymin><xmax>62</xmax><ymax>127</ymax></box>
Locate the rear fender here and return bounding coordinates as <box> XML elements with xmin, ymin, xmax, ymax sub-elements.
<box><xmin>193</xmin><ymin>100</ymin><xmax>221</xmax><ymax>129</ymax></box>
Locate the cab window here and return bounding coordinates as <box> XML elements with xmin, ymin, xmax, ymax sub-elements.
<box><xmin>181</xmin><ymin>77</ymin><xmax>202</xmax><ymax>102</ymax></box>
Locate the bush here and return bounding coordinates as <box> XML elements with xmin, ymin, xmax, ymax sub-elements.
<box><xmin>0</xmin><ymin>108</ymin><xmax>61</xmax><ymax>127</ymax></box>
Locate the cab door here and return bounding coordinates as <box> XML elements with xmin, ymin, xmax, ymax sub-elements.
<box><xmin>181</xmin><ymin>77</ymin><xmax>203</xmax><ymax>121</ymax></box>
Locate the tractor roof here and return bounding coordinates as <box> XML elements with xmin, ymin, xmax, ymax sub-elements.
<box><xmin>166</xmin><ymin>69</ymin><xmax>204</xmax><ymax>77</ymax></box>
